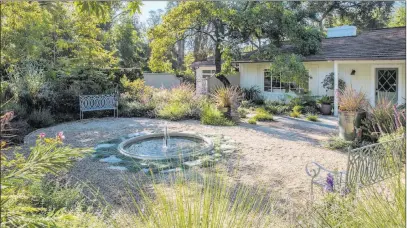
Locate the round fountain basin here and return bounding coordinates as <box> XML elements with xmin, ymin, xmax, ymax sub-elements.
<box><xmin>117</xmin><ymin>133</ymin><xmax>214</xmax><ymax>160</ymax></box>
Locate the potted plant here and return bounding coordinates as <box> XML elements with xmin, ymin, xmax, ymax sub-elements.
<box><xmin>338</xmin><ymin>87</ymin><xmax>367</xmax><ymax>141</ymax></box>
<box><xmin>317</xmin><ymin>95</ymin><xmax>333</xmax><ymax>115</ymax></box>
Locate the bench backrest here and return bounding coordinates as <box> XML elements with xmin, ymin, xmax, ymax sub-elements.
<box><xmin>345</xmin><ymin>136</ymin><xmax>405</xmax><ymax>190</ymax></box>
<box><xmin>79</xmin><ymin>94</ymin><xmax>118</xmax><ymax>112</ymax></box>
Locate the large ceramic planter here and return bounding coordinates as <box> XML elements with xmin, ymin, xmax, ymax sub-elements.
<box><xmin>339</xmin><ymin>111</ymin><xmax>365</xmax><ymax>141</ymax></box>
<box><xmin>320</xmin><ymin>104</ymin><xmax>332</xmax><ymax>115</ymax></box>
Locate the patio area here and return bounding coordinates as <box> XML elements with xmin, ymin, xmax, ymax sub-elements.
<box><xmin>25</xmin><ymin>116</ymin><xmax>347</xmax><ymax>205</ymax></box>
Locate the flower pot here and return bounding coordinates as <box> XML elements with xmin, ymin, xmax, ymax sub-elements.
<box><xmin>339</xmin><ymin>111</ymin><xmax>365</xmax><ymax>141</ymax></box>
<box><xmin>320</xmin><ymin>104</ymin><xmax>332</xmax><ymax>115</ymax></box>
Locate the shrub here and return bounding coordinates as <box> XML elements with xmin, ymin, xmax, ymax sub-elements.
<box><xmin>303</xmin><ymin>106</ymin><xmax>318</xmax><ymax>114</ymax></box>
<box><xmin>289</xmin><ymin>111</ymin><xmax>300</xmax><ymax>118</ymax></box>
<box><xmin>248</xmin><ymin>118</ymin><xmax>257</xmax><ymax>124</ymax></box>
<box><xmin>253</xmin><ymin>108</ymin><xmax>273</xmax><ymax>121</ymax></box>
<box><xmin>338</xmin><ymin>87</ymin><xmax>367</xmax><ymax>112</ymax></box>
<box><xmin>321</xmin><ymin>72</ymin><xmax>346</xmax><ymax>92</ymax></box>
<box><xmin>1</xmin><ymin>134</ymin><xmax>90</xmax><ymax>227</ymax></box>
<box><xmin>119</xmin><ymin>100</ymin><xmax>155</xmax><ymax>117</ymax></box>
<box><xmin>363</xmin><ymin>95</ymin><xmax>406</xmax><ymax>137</ymax></box>
<box><xmin>241</xmin><ymin>86</ymin><xmax>262</xmax><ymax>102</ymax></box>
<box><xmin>155</xmin><ymin>84</ymin><xmax>200</xmax><ymax>120</ymax></box>
<box><xmin>306</xmin><ymin>113</ymin><xmax>318</xmax><ymax>122</ymax></box>
<box><xmin>309</xmin><ymin>175</ymin><xmax>405</xmax><ymax>227</ymax></box>
<box><xmin>27</xmin><ymin>109</ymin><xmax>55</xmax><ymax>128</ymax></box>
<box><xmin>212</xmin><ymin>86</ymin><xmax>242</xmax><ymax>121</ymax></box>
<box><xmin>324</xmin><ymin>136</ymin><xmax>354</xmax><ymax>150</ymax></box>
<box><xmin>292</xmin><ymin>105</ymin><xmax>303</xmax><ymax>113</ymax></box>
<box><xmin>201</xmin><ymin>103</ymin><xmax>235</xmax><ymax>126</ymax></box>
<box><xmin>158</xmin><ymin>102</ymin><xmax>192</xmax><ymax>121</ymax></box>
<box><xmin>317</xmin><ymin>95</ymin><xmax>333</xmax><ymax>105</ymax></box>
<box><xmin>238</xmin><ymin>107</ymin><xmax>248</xmax><ymax>118</ymax></box>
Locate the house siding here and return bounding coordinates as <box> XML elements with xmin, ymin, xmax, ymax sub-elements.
<box><xmin>239</xmin><ymin>60</ymin><xmax>406</xmax><ymax>105</ymax></box>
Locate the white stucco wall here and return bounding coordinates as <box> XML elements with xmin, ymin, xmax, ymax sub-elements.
<box><xmin>239</xmin><ymin>60</ymin><xmax>406</xmax><ymax>105</ymax></box>
<box><xmin>195</xmin><ymin>66</ymin><xmax>240</xmax><ymax>94</ymax></box>
<box><xmin>143</xmin><ymin>73</ymin><xmax>181</xmax><ymax>89</ymax></box>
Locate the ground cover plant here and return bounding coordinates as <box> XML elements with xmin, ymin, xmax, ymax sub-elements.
<box><xmin>253</xmin><ymin>108</ymin><xmax>273</xmax><ymax>121</ymax></box>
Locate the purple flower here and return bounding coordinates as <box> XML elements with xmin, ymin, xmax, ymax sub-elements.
<box><xmin>56</xmin><ymin>131</ymin><xmax>65</xmax><ymax>141</ymax></box>
<box><xmin>39</xmin><ymin>133</ymin><xmax>46</xmax><ymax>139</ymax></box>
<box><xmin>325</xmin><ymin>173</ymin><xmax>334</xmax><ymax>192</ymax></box>
<box><xmin>393</xmin><ymin>104</ymin><xmax>401</xmax><ymax>129</ymax></box>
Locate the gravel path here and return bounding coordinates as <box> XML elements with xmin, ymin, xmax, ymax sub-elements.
<box><xmin>25</xmin><ymin>116</ymin><xmax>347</xmax><ymax>205</ymax></box>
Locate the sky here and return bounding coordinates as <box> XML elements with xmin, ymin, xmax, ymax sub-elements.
<box><xmin>139</xmin><ymin>1</ymin><xmax>168</xmax><ymax>23</ymax></box>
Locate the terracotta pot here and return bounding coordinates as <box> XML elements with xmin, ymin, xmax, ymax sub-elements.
<box><xmin>320</xmin><ymin>104</ymin><xmax>332</xmax><ymax>115</ymax></box>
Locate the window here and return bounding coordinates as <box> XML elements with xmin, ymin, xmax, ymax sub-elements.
<box><xmin>264</xmin><ymin>69</ymin><xmax>301</xmax><ymax>92</ymax></box>
<box><xmin>264</xmin><ymin>69</ymin><xmax>271</xmax><ymax>91</ymax></box>
<box><xmin>202</xmin><ymin>70</ymin><xmax>216</xmax><ymax>79</ymax></box>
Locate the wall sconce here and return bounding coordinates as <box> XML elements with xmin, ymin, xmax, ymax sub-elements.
<box><xmin>350</xmin><ymin>69</ymin><xmax>356</xmax><ymax>75</ymax></box>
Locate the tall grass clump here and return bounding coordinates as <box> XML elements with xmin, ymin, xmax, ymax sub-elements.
<box><xmin>362</xmin><ymin>94</ymin><xmax>406</xmax><ymax>139</ymax></box>
<box><xmin>212</xmin><ymin>86</ymin><xmax>243</xmax><ymax>122</ymax></box>
<box><xmin>201</xmin><ymin>103</ymin><xmax>235</xmax><ymax>126</ymax></box>
<box><xmin>253</xmin><ymin>107</ymin><xmax>273</xmax><ymax>121</ymax></box>
<box><xmin>338</xmin><ymin>87</ymin><xmax>367</xmax><ymax>112</ymax></box>
<box><xmin>115</xmin><ymin>172</ymin><xmax>288</xmax><ymax>228</ymax></box>
<box><xmin>156</xmin><ymin>84</ymin><xmax>200</xmax><ymax>120</ymax></box>
<box><xmin>305</xmin><ymin>113</ymin><xmax>318</xmax><ymax>122</ymax></box>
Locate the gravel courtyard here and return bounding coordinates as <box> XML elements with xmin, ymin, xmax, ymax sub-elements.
<box><xmin>25</xmin><ymin>117</ymin><xmax>347</xmax><ymax>206</ymax></box>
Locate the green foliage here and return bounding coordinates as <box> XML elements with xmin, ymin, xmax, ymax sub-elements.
<box><xmin>115</xmin><ymin>173</ymin><xmax>284</xmax><ymax>227</ymax></box>
<box><xmin>241</xmin><ymin>86</ymin><xmax>264</xmax><ymax>104</ymax></box>
<box><xmin>292</xmin><ymin>105</ymin><xmax>303</xmax><ymax>113</ymax></box>
<box><xmin>211</xmin><ymin>86</ymin><xmax>242</xmax><ymax>121</ymax></box>
<box><xmin>248</xmin><ymin>118</ymin><xmax>257</xmax><ymax>125</ymax></box>
<box><xmin>201</xmin><ymin>103</ymin><xmax>235</xmax><ymax>126</ymax></box>
<box><xmin>321</xmin><ymin>72</ymin><xmax>346</xmax><ymax>92</ymax></box>
<box><xmin>253</xmin><ymin>108</ymin><xmax>273</xmax><ymax>121</ymax></box>
<box><xmin>27</xmin><ymin>109</ymin><xmax>55</xmax><ymax>129</ymax></box>
<box><xmin>389</xmin><ymin>6</ymin><xmax>406</xmax><ymax>27</ymax></box>
<box><xmin>317</xmin><ymin>95</ymin><xmax>333</xmax><ymax>105</ymax></box>
<box><xmin>269</xmin><ymin>54</ymin><xmax>310</xmax><ymax>91</ymax></box>
<box><xmin>289</xmin><ymin>111</ymin><xmax>300</xmax><ymax>118</ymax></box>
<box><xmin>1</xmin><ymin>135</ymin><xmax>91</xmax><ymax>227</ymax></box>
<box><xmin>155</xmin><ymin>84</ymin><xmax>200</xmax><ymax>120</ymax></box>
<box><xmin>310</xmin><ymin>176</ymin><xmax>405</xmax><ymax>227</ymax></box>
<box><xmin>238</xmin><ymin>107</ymin><xmax>248</xmax><ymax>118</ymax></box>
<box><xmin>305</xmin><ymin>113</ymin><xmax>318</xmax><ymax>122</ymax></box>
<box><xmin>324</xmin><ymin>136</ymin><xmax>354</xmax><ymax>150</ymax></box>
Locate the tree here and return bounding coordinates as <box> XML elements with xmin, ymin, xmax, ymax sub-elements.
<box><xmin>304</xmin><ymin>1</ymin><xmax>394</xmax><ymax>31</ymax></box>
<box><xmin>269</xmin><ymin>54</ymin><xmax>310</xmax><ymax>91</ymax></box>
<box><xmin>389</xmin><ymin>6</ymin><xmax>406</xmax><ymax>27</ymax></box>
<box><xmin>148</xmin><ymin>1</ymin><xmax>240</xmax><ymax>86</ymax></box>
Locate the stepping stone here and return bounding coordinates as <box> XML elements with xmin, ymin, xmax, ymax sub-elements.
<box><xmin>183</xmin><ymin>160</ymin><xmax>202</xmax><ymax>167</ymax></box>
<box><xmin>108</xmin><ymin>166</ymin><xmax>128</xmax><ymax>171</ymax></box>
<box><xmin>100</xmin><ymin>155</ymin><xmax>122</xmax><ymax>164</ymax></box>
<box><xmin>95</xmin><ymin>143</ymin><xmax>116</xmax><ymax>150</ymax></box>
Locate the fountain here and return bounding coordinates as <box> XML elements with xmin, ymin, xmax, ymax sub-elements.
<box><xmin>117</xmin><ymin>123</ymin><xmax>214</xmax><ymax>161</ymax></box>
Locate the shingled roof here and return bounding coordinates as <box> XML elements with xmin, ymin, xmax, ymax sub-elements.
<box><xmin>236</xmin><ymin>27</ymin><xmax>406</xmax><ymax>63</ymax></box>
<box><xmin>193</xmin><ymin>27</ymin><xmax>406</xmax><ymax>67</ymax></box>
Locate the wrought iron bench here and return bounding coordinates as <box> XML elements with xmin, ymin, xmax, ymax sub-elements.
<box><xmin>79</xmin><ymin>94</ymin><xmax>118</xmax><ymax>119</ymax></box>
<box><xmin>306</xmin><ymin>136</ymin><xmax>405</xmax><ymax>199</ymax></box>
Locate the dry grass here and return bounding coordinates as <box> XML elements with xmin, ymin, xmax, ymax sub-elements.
<box><xmin>338</xmin><ymin>87</ymin><xmax>367</xmax><ymax>112</ymax></box>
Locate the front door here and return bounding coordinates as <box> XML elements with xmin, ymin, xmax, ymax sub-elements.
<box><xmin>376</xmin><ymin>68</ymin><xmax>398</xmax><ymax>104</ymax></box>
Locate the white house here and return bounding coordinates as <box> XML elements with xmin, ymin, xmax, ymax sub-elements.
<box><xmin>194</xmin><ymin>26</ymin><xmax>406</xmax><ymax>116</ymax></box>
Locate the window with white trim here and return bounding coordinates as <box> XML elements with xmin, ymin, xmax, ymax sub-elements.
<box><xmin>264</xmin><ymin>69</ymin><xmax>301</xmax><ymax>92</ymax></box>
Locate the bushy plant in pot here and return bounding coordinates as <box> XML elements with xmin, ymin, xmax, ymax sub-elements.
<box><xmin>317</xmin><ymin>95</ymin><xmax>333</xmax><ymax>115</ymax></box>
<box><xmin>338</xmin><ymin>87</ymin><xmax>367</xmax><ymax>140</ymax></box>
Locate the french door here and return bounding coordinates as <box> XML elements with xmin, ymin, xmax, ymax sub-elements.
<box><xmin>376</xmin><ymin>68</ymin><xmax>398</xmax><ymax>104</ymax></box>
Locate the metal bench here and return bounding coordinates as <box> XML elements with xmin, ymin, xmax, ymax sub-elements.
<box><xmin>306</xmin><ymin>136</ymin><xmax>405</xmax><ymax>199</ymax></box>
<box><xmin>79</xmin><ymin>94</ymin><xmax>118</xmax><ymax>119</ymax></box>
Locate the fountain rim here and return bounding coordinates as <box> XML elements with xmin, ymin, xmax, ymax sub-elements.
<box><xmin>117</xmin><ymin>132</ymin><xmax>214</xmax><ymax>160</ymax></box>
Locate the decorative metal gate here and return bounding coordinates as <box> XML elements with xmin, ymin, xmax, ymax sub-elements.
<box><xmin>376</xmin><ymin>68</ymin><xmax>398</xmax><ymax>104</ymax></box>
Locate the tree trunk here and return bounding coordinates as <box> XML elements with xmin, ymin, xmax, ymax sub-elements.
<box><xmin>214</xmin><ymin>21</ymin><xmax>230</xmax><ymax>87</ymax></box>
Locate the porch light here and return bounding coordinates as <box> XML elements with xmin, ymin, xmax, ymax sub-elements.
<box><xmin>350</xmin><ymin>69</ymin><xmax>356</xmax><ymax>75</ymax></box>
